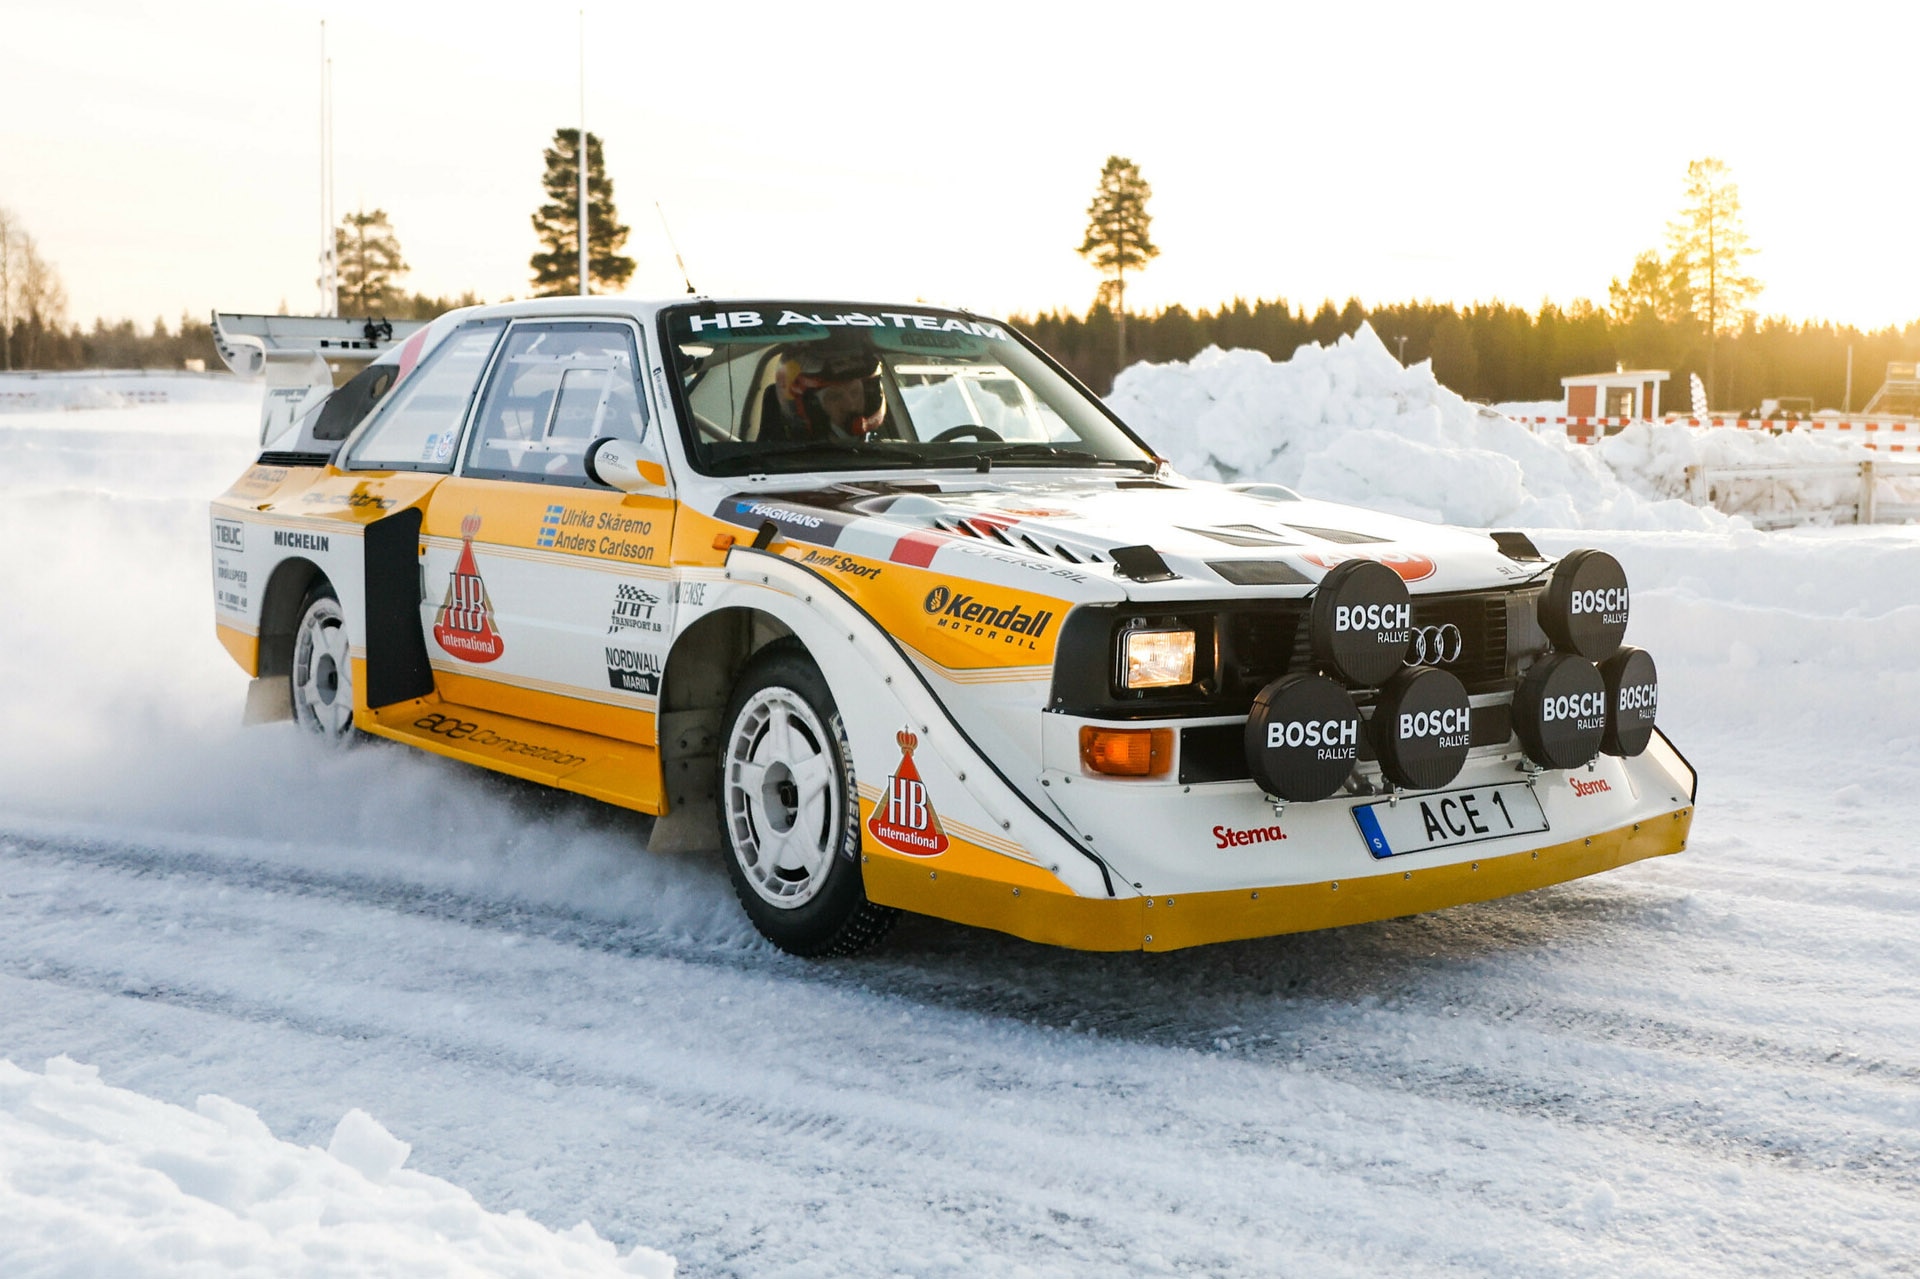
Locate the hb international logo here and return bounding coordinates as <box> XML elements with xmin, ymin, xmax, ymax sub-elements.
<box><xmin>538</xmin><ymin>504</ymin><xmax>564</xmax><ymax>549</ymax></box>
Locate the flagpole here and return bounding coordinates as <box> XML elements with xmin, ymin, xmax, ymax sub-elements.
<box><xmin>578</xmin><ymin>9</ymin><xmax>588</xmax><ymax>297</ymax></box>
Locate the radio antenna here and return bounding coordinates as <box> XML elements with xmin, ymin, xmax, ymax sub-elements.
<box><xmin>655</xmin><ymin>201</ymin><xmax>697</xmax><ymax>294</ymax></box>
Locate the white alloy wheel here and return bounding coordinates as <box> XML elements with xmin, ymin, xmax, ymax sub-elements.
<box><xmin>724</xmin><ymin>685</ymin><xmax>845</xmax><ymax>910</ymax></box>
<box><xmin>291</xmin><ymin>589</ymin><xmax>355</xmax><ymax>740</ymax></box>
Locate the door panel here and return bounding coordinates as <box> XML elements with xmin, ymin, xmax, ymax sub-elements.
<box><xmin>421</xmin><ymin>479</ymin><xmax>674</xmax><ymax>745</ymax></box>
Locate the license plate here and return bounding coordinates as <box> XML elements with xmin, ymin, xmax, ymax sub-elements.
<box><xmin>1351</xmin><ymin>782</ymin><xmax>1548</xmax><ymax>860</ymax></box>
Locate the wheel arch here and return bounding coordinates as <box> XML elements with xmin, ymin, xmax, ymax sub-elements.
<box><xmin>257</xmin><ymin>556</ymin><xmax>328</xmax><ymax>677</ymax></box>
<box><xmin>648</xmin><ymin>604</ymin><xmax>798</xmax><ymax>850</ymax></box>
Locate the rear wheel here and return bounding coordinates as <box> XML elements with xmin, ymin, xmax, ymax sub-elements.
<box><xmin>718</xmin><ymin>645</ymin><xmax>896</xmax><ymax>956</ymax></box>
<box><xmin>290</xmin><ymin>583</ymin><xmax>357</xmax><ymax>741</ymax></box>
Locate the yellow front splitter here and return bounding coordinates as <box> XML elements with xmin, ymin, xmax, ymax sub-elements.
<box><xmin>862</xmin><ymin>806</ymin><xmax>1693</xmax><ymax>952</ymax></box>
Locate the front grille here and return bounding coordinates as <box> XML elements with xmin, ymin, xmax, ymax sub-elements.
<box><xmin>1050</xmin><ymin>586</ymin><xmax>1544</xmax><ymax>718</ymax></box>
<box><xmin>1407</xmin><ymin>591</ymin><xmax>1509</xmax><ymax>692</ymax></box>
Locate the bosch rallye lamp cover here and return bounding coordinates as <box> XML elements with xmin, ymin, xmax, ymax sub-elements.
<box><xmin>206</xmin><ymin>295</ymin><xmax>1696</xmax><ymax>959</ymax></box>
<box><xmin>1244</xmin><ymin>674</ymin><xmax>1363</xmax><ymax>802</ymax></box>
<box><xmin>1514</xmin><ymin>653</ymin><xmax>1609</xmax><ymax>770</ymax></box>
<box><xmin>1373</xmin><ymin>666</ymin><xmax>1473</xmax><ymax>791</ymax></box>
<box><xmin>1541</xmin><ymin>549</ymin><xmax>1630</xmax><ymax>660</ymax></box>
<box><xmin>1308</xmin><ymin>559</ymin><xmax>1412</xmax><ymax>685</ymax></box>
<box><xmin>1600</xmin><ymin>646</ymin><xmax>1659</xmax><ymax>757</ymax></box>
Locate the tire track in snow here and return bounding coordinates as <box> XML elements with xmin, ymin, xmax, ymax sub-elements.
<box><xmin>6</xmin><ymin>825</ymin><xmax>1920</xmax><ymax>1205</ymax></box>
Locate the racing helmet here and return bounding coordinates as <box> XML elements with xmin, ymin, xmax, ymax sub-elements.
<box><xmin>778</xmin><ymin>331</ymin><xmax>886</xmax><ymax>435</ymax></box>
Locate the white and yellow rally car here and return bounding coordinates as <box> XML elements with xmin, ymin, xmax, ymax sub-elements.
<box><xmin>208</xmin><ymin>298</ymin><xmax>1695</xmax><ymax>955</ymax></box>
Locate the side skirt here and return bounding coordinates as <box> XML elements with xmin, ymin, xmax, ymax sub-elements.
<box><xmin>357</xmin><ymin>678</ymin><xmax>665</xmax><ymax>816</ymax></box>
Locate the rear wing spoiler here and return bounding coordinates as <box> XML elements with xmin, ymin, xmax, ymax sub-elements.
<box><xmin>212</xmin><ymin>312</ymin><xmax>429</xmax><ymax>447</ymax></box>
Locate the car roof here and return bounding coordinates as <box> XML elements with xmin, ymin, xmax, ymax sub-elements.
<box><xmin>456</xmin><ymin>296</ymin><xmax>993</xmax><ymax>326</ymax></box>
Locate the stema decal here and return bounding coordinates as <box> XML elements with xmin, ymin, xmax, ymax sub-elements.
<box><xmin>432</xmin><ymin>514</ymin><xmax>505</xmax><ymax>663</ymax></box>
<box><xmin>867</xmin><ymin>730</ymin><xmax>949</xmax><ymax>857</ymax></box>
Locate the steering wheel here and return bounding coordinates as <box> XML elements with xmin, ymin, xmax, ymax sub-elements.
<box><xmin>929</xmin><ymin>423</ymin><xmax>1005</xmax><ymax>444</ymax></box>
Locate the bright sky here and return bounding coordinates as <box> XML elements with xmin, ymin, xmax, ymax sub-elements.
<box><xmin>4</xmin><ymin>0</ymin><xmax>1916</xmax><ymax>332</ymax></box>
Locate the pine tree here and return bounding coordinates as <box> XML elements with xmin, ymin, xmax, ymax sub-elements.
<box><xmin>335</xmin><ymin>209</ymin><xmax>409</xmax><ymax>314</ymax></box>
<box><xmin>1078</xmin><ymin>156</ymin><xmax>1158</xmax><ymax>365</ymax></box>
<box><xmin>530</xmin><ymin>128</ymin><xmax>634</xmax><ymax>296</ymax></box>
<box><xmin>1608</xmin><ymin>251</ymin><xmax>1679</xmax><ymax>324</ymax></box>
<box><xmin>1666</xmin><ymin>158</ymin><xmax>1760</xmax><ymax>407</ymax></box>
<box><xmin>0</xmin><ymin>206</ymin><xmax>17</xmax><ymax>372</ymax></box>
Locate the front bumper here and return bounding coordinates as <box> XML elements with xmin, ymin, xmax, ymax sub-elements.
<box><xmin>864</xmin><ymin>803</ymin><xmax>1691</xmax><ymax>951</ymax></box>
<box><xmin>861</xmin><ymin>720</ymin><xmax>1696</xmax><ymax>952</ymax></box>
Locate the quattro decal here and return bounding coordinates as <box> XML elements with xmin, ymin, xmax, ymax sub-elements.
<box><xmin>867</xmin><ymin>730</ymin><xmax>949</xmax><ymax>857</ymax></box>
<box><xmin>432</xmin><ymin>514</ymin><xmax>506</xmax><ymax>663</ymax></box>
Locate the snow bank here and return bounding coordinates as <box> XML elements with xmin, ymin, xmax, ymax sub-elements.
<box><xmin>1107</xmin><ymin>323</ymin><xmax>1920</xmax><ymax>532</ymax></box>
<box><xmin>1107</xmin><ymin>323</ymin><xmax>1721</xmax><ymax>530</ymax></box>
<box><xmin>0</xmin><ymin>1057</ymin><xmax>674</xmax><ymax>1278</ymax></box>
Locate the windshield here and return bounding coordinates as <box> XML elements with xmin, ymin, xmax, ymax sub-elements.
<box><xmin>661</xmin><ymin>302</ymin><xmax>1155</xmax><ymax>475</ymax></box>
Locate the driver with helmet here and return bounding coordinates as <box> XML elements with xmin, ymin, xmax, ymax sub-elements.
<box><xmin>760</xmin><ymin>330</ymin><xmax>889</xmax><ymax>443</ymax></box>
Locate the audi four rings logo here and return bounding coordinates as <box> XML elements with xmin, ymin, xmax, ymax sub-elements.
<box><xmin>1404</xmin><ymin>623</ymin><xmax>1464</xmax><ymax>665</ymax></box>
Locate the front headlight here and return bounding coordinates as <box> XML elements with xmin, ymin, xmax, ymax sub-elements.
<box><xmin>1122</xmin><ymin>627</ymin><xmax>1196</xmax><ymax>689</ymax></box>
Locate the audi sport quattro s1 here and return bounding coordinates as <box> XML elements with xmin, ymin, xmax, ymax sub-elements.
<box><xmin>206</xmin><ymin>297</ymin><xmax>1695</xmax><ymax>956</ymax></box>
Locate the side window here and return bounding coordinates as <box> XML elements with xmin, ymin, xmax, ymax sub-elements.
<box><xmin>463</xmin><ymin>321</ymin><xmax>647</xmax><ymax>486</ymax></box>
<box><xmin>344</xmin><ymin>320</ymin><xmax>505</xmax><ymax>470</ymax></box>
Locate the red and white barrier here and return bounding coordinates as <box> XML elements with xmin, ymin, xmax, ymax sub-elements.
<box><xmin>1507</xmin><ymin>416</ymin><xmax>1917</xmax><ymax>452</ymax></box>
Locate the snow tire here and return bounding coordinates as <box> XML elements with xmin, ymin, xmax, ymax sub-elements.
<box><xmin>718</xmin><ymin>643</ymin><xmax>896</xmax><ymax>957</ymax></box>
<box><xmin>289</xmin><ymin>581</ymin><xmax>360</xmax><ymax>743</ymax></box>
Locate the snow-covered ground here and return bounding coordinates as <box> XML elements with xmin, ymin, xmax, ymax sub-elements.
<box><xmin>2</xmin><ymin>364</ymin><xmax>1918</xmax><ymax>1276</ymax></box>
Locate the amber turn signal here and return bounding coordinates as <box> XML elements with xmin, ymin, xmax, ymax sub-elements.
<box><xmin>1079</xmin><ymin>726</ymin><xmax>1174</xmax><ymax>777</ymax></box>
<box><xmin>712</xmin><ymin>532</ymin><xmax>736</xmax><ymax>551</ymax></box>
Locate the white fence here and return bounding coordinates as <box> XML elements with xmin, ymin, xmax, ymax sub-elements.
<box><xmin>1683</xmin><ymin>457</ymin><xmax>1920</xmax><ymax>528</ymax></box>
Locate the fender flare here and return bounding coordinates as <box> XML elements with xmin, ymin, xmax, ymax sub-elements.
<box><xmin>721</xmin><ymin>547</ymin><xmax>1117</xmax><ymax>898</ymax></box>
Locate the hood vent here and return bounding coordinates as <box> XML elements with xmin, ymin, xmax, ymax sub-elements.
<box><xmin>1284</xmin><ymin>524</ymin><xmax>1389</xmax><ymax>545</ymax></box>
<box><xmin>929</xmin><ymin>516</ymin><xmax>1104</xmax><ymax>564</ymax></box>
<box><xmin>1209</xmin><ymin>560</ymin><xmax>1312</xmax><ymax>586</ymax></box>
<box><xmin>1181</xmin><ymin>524</ymin><xmax>1297</xmax><ymax>548</ymax></box>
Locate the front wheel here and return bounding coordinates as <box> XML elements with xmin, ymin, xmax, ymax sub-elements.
<box><xmin>718</xmin><ymin>645</ymin><xmax>896</xmax><ymax>956</ymax></box>
<box><xmin>290</xmin><ymin>583</ymin><xmax>358</xmax><ymax>741</ymax></box>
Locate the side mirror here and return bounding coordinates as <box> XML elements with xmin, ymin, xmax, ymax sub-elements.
<box><xmin>585</xmin><ymin>437</ymin><xmax>669</xmax><ymax>494</ymax></box>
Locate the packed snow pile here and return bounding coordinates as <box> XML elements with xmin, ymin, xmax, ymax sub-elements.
<box><xmin>1107</xmin><ymin>323</ymin><xmax>1718</xmax><ymax>530</ymax></box>
<box><xmin>0</xmin><ymin>1057</ymin><xmax>675</xmax><ymax>1278</ymax></box>
<box><xmin>1106</xmin><ymin>323</ymin><xmax>1918</xmax><ymax>531</ymax></box>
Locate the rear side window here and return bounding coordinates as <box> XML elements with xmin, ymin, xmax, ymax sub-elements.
<box><xmin>462</xmin><ymin>321</ymin><xmax>647</xmax><ymax>487</ymax></box>
<box><xmin>313</xmin><ymin>361</ymin><xmax>399</xmax><ymax>442</ymax></box>
<box><xmin>345</xmin><ymin>319</ymin><xmax>506</xmax><ymax>471</ymax></box>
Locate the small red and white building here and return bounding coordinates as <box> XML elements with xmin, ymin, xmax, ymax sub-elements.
<box><xmin>1561</xmin><ymin>369</ymin><xmax>1669</xmax><ymax>426</ymax></box>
